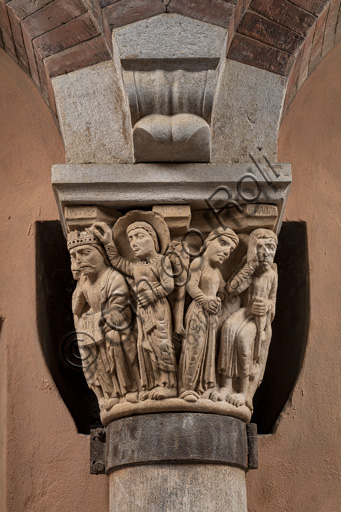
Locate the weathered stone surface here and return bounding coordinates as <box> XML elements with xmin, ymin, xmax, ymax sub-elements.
<box><xmin>211</xmin><ymin>59</ymin><xmax>287</xmax><ymax>163</ymax></box>
<box><xmin>112</xmin><ymin>13</ymin><xmax>228</xmax><ymax>162</ymax></box>
<box><xmin>246</xmin><ymin>423</ymin><xmax>258</xmax><ymax>470</ymax></box>
<box><xmin>109</xmin><ymin>464</ymin><xmax>247</xmax><ymax>511</ymax></box>
<box><xmin>113</xmin><ymin>13</ymin><xmax>227</xmax><ymax>60</ymax></box>
<box><xmin>64</xmin><ymin>205</ymin><xmax>121</xmax><ymax>230</ymax></box>
<box><xmin>51</xmin><ymin>60</ymin><xmax>133</xmax><ymax>164</ymax></box>
<box><xmin>133</xmin><ymin>114</ymin><xmax>211</xmax><ymax>162</ymax></box>
<box><xmin>106</xmin><ymin>413</ymin><xmax>248</xmax><ymax>472</ymax></box>
<box><xmin>152</xmin><ymin>204</ymin><xmax>191</xmax><ymax>237</ymax></box>
<box><xmin>52</xmin><ymin>162</ymin><xmax>291</xmax><ymax>234</ymax></box>
<box><xmin>101</xmin><ymin>395</ymin><xmax>251</xmax><ymax>425</ymax></box>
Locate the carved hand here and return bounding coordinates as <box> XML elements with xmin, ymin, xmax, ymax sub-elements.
<box><xmin>251</xmin><ymin>297</ymin><xmax>269</xmax><ymax>316</ymax></box>
<box><xmin>92</xmin><ymin>222</ymin><xmax>113</xmax><ymax>246</ymax></box>
<box><xmin>205</xmin><ymin>296</ymin><xmax>221</xmax><ymax>315</ymax></box>
<box><xmin>137</xmin><ymin>289</ymin><xmax>156</xmax><ymax>308</ymax></box>
<box><xmin>99</xmin><ymin>308</ymin><xmax>124</xmax><ymax>332</ymax></box>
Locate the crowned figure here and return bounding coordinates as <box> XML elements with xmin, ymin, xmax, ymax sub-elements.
<box><xmin>67</xmin><ymin>228</ymin><xmax>139</xmax><ymax>412</ymax></box>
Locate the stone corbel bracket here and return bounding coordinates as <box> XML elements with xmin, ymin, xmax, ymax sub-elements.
<box><xmin>52</xmin><ymin>162</ymin><xmax>291</xmax><ymax>237</ymax></box>
<box><xmin>112</xmin><ymin>14</ymin><xmax>228</xmax><ymax>163</ymax></box>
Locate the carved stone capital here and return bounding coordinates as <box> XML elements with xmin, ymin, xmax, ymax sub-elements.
<box><xmin>62</xmin><ymin>195</ymin><xmax>282</xmax><ymax>427</ymax></box>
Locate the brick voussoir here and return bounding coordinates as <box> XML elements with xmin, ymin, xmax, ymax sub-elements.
<box><xmin>44</xmin><ymin>34</ymin><xmax>111</xmax><ymax>78</ymax></box>
<box><xmin>0</xmin><ymin>0</ymin><xmax>338</xmax><ymax>122</ymax></box>
<box><xmin>6</xmin><ymin>0</ymin><xmax>53</xmax><ymax>70</ymax></box>
<box><xmin>249</xmin><ymin>0</ymin><xmax>317</xmax><ymax>36</ymax></box>
<box><xmin>0</xmin><ymin>0</ymin><xmax>17</xmax><ymax>60</ymax></box>
<box><xmin>103</xmin><ymin>0</ymin><xmax>166</xmax><ymax>30</ymax></box>
<box><xmin>237</xmin><ymin>10</ymin><xmax>305</xmax><ymax>54</ymax></box>
<box><xmin>228</xmin><ymin>32</ymin><xmax>293</xmax><ymax>75</ymax></box>
<box><xmin>167</xmin><ymin>0</ymin><xmax>235</xmax><ymax>28</ymax></box>
<box><xmin>21</xmin><ymin>1</ymin><xmax>88</xmax><ymax>88</ymax></box>
<box><xmin>32</xmin><ymin>12</ymin><xmax>101</xmax><ymax>60</ymax></box>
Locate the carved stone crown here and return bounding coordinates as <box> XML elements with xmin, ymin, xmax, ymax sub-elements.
<box><xmin>67</xmin><ymin>229</ymin><xmax>100</xmax><ymax>251</ymax></box>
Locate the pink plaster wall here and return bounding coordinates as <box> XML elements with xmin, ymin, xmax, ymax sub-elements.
<box><xmin>247</xmin><ymin>42</ymin><xmax>341</xmax><ymax>511</ymax></box>
<box><xmin>0</xmin><ymin>49</ymin><xmax>108</xmax><ymax>512</ymax></box>
<box><xmin>0</xmin><ymin>38</ymin><xmax>340</xmax><ymax>511</ymax></box>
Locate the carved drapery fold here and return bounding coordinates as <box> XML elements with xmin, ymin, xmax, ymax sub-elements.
<box><xmin>65</xmin><ymin>207</ymin><xmax>279</xmax><ymax>426</ymax></box>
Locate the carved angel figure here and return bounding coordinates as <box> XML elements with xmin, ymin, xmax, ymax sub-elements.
<box><xmin>179</xmin><ymin>227</ymin><xmax>239</xmax><ymax>403</ymax></box>
<box><xmin>216</xmin><ymin>228</ymin><xmax>278</xmax><ymax>410</ymax></box>
<box><xmin>93</xmin><ymin>211</ymin><xmax>177</xmax><ymax>401</ymax></box>
<box><xmin>67</xmin><ymin>229</ymin><xmax>139</xmax><ymax>412</ymax></box>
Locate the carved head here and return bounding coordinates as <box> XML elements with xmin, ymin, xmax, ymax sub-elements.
<box><xmin>204</xmin><ymin>228</ymin><xmax>239</xmax><ymax>267</ymax></box>
<box><xmin>249</xmin><ymin>228</ymin><xmax>278</xmax><ymax>271</ymax></box>
<box><xmin>71</xmin><ymin>260</ymin><xmax>81</xmax><ymax>280</ymax></box>
<box><xmin>126</xmin><ymin>221</ymin><xmax>159</xmax><ymax>261</ymax></box>
<box><xmin>113</xmin><ymin>210</ymin><xmax>170</xmax><ymax>261</ymax></box>
<box><xmin>67</xmin><ymin>229</ymin><xmax>109</xmax><ymax>278</ymax></box>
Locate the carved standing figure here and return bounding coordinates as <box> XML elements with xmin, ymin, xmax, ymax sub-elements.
<box><xmin>68</xmin><ymin>229</ymin><xmax>139</xmax><ymax>412</ymax></box>
<box><xmin>93</xmin><ymin>211</ymin><xmax>177</xmax><ymax>401</ymax></box>
<box><xmin>179</xmin><ymin>227</ymin><xmax>239</xmax><ymax>403</ymax></box>
<box><xmin>216</xmin><ymin>228</ymin><xmax>278</xmax><ymax>409</ymax></box>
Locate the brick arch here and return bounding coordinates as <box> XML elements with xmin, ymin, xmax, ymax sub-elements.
<box><xmin>0</xmin><ymin>0</ymin><xmax>340</xmax><ymax>120</ymax></box>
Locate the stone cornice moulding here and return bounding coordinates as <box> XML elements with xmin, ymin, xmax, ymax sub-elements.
<box><xmin>52</xmin><ymin>162</ymin><xmax>291</xmax><ymax>236</ymax></box>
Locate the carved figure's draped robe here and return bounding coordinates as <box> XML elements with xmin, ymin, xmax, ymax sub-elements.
<box><xmin>179</xmin><ymin>259</ymin><xmax>225</xmax><ymax>395</ymax></box>
<box><xmin>218</xmin><ymin>266</ymin><xmax>277</xmax><ymax>379</ymax></box>
<box><xmin>105</xmin><ymin>244</ymin><xmax>177</xmax><ymax>391</ymax></box>
<box><xmin>72</xmin><ymin>267</ymin><xmax>138</xmax><ymax>398</ymax></box>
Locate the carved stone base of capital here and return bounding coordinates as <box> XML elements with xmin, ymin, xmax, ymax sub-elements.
<box><xmin>100</xmin><ymin>397</ymin><xmax>251</xmax><ymax>426</ymax></box>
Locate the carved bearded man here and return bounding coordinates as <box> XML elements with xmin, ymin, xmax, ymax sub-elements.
<box><xmin>68</xmin><ymin>229</ymin><xmax>139</xmax><ymax>412</ymax></box>
<box><xmin>216</xmin><ymin>228</ymin><xmax>278</xmax><ymax>410</ymax></box>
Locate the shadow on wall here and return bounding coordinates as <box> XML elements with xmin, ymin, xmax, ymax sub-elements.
<box><xmin>36</xmin><ymin>221</ymin><xmax>309</xmax><ymax>435</ymax></box>
<box><xmin>252</xmin><ymin>222</ymin><xmax>310</xmax><ymax>433</ymax></box>
<box><xmin>36</xmin><ymin>221</ymin><xmax>101</xmax><ymax>435</ymax></box>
